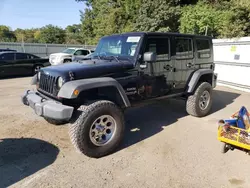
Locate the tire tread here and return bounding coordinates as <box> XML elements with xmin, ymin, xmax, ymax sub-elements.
<box><xmin>186</xmin><ymin>82</ymin><xmax>212</xmax><ymax>117</ymax></box>
<box><xmin>69</xmin><ymin>100</ymin><xmax>124</xmax><ymax>158</ymax></box>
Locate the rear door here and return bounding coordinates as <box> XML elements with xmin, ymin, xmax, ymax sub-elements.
<box><xmin>13</xmin><ymin>53</ymin><xmax>32</xmax><ymax>75</ymax></box>
<box><xmin>195</xmin><ymin>37</ymin><xmax>213</xmax><ymax>68</ymax></box>
<box><xmin>173</xmin><ymin>37</ymin><xmax>195</xmax><ymax>91</ymax></box>
<box><xmin>0</xmin><ymin>53</ymin><xmax>15</xmax><ymax>77</ymax></box>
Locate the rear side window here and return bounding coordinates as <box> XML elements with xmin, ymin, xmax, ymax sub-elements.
<box><xmin>196</xmin><ymin>39</ymin><xmax>211</xmax><ymax>58</ymax></box>
<box><xmin>27</xmin><ymin>54</ymin><xmax>39</xmax><ymax>59</ymax></box>
<box><xmin>0</xmin><ymin>53</ymin><xmax>14</xmax><ymax>60</ymax></box>
<box><xmin>145</xmin><ymin>37</ymin><xmax>170</xmax><ymax>61</ymax></box>
<box><xmin>175</xmin><ymin>38</ymin><xmax>193</xmax><ymax>59</ymax></box>
<box><xmin>16</xmin><ymin>53</ymin><xmax>28</xmax><ymax>60</ymax></box>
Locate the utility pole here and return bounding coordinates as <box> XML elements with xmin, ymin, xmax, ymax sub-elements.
<box><xmin>205</xmin><ymin>25</ymin><xmax>208</xmax><ymax>36</ymax></box>
<box><xmin>21</xmin><ymin>34</ymin><xmax>25</xmax><ymax>52</ymax></box>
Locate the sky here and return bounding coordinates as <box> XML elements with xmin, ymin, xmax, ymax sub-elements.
<box><xmin>0</xmin><ymin>0</ymin><xmax>86</xmax><ymax>30</ymax></box>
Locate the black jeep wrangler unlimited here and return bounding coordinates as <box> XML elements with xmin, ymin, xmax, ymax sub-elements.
<box><xmin>22</xmin><ymin>32</ymin><xmax>217</xmax><ymax>158</ymax></box>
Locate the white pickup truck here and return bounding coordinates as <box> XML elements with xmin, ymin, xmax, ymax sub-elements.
<box><xmin>49</xmin><ymin>48</ymin><xmax>94</xmax><ymax>65</ymax></box>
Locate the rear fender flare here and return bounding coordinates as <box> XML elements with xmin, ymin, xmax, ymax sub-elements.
<box><xmin>186</xmin><ymin>69</ymin><xmax>214</xmax><ymax>93</ymax></box>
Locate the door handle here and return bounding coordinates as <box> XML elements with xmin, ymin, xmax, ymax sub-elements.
<box><xmin>186</xmin><ymin>62</ymin><xmax>193</xmax><ymax>68</ymax></box>
<box><xmin>164</xmin><ymin>64</ymin><xmax>171</xmax><ymax>71</ymax></box>
<box><xmin>164</xmin><ymin>65</ymin><xmax>176</xmax><ymax>72</ymax></box>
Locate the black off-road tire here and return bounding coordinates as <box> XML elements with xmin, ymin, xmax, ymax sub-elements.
<box><xmin>69</xmin><ymin>100</ymin><xmax>125</xmax><ymax>158</ymax></box>
<box><xmin>44</xmin><ymin>117</ymin><xmax>67</xmax><ymax>125</ymax></box>
<box><xmin>221</xmin><ymin>143</ymin><xmax>229</xmax><ymax>153</ymax></box>
<box><xmin>186</xmin><ymin>82</ymin><xmax>213</xmax><ymax>117</ymax></box>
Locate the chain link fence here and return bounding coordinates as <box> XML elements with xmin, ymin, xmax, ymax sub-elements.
<box><xmin>0</xmin><ymin>42</ymin><xmax>96</xmax><ymax>58</ymax></box>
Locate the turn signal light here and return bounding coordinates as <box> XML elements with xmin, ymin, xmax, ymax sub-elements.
<box><xmin>74</xmin><ymin>89</ymin><xmax>79</xmax><ymax>96</ymax></box>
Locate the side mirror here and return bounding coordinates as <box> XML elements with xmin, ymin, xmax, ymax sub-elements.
<box><xmin>143</xmin><ymin>52</ymin><xmax>156</xmax><ymax>63</ymax></box>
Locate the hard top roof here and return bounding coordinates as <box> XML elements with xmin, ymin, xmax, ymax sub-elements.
<box><xmin>103</xmin><ymin>31</ymin><xmax>213</xmax><ymax>39</ymax></box>
<box><xmin>0</xmin><ymin>51</ymin><xmax>15</xmax><ymax>55</ymax></box>
<box><xmin>0</xmin><ymin>51</ymin><xmax>36</xmax><ymax>55</ymax></box>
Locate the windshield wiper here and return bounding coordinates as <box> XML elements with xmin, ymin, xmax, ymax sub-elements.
<box><xmin>103</xmin><ymin>55</ymin><xmax>121</xmax><ymax>63</ymax></box>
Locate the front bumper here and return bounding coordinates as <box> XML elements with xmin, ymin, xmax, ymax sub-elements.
<box><xmin>49</xmin><ymin>58</ymin><xmax>63</xmax><ymax>65</ymax></box>
<box><xmin>22</xmin><ymin>90</ymin><xmax>74</xmax><ymax>121</ymax></box>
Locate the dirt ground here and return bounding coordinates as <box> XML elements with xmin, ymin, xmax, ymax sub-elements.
<box><xmin>0</xmin><ymin>76</ymin><xmax>250</xmax><ymax>188</ymax></box>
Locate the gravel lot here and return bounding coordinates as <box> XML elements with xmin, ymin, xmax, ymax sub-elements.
<box><xmin>0</xmin><ymin>76</ymin><xmax>250</xmax><ymax>188</ymax></box>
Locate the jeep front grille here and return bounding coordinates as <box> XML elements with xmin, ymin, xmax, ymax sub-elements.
<box><xmin>39</xmin><ymin>73</ymin><xmax>57</xmax><ymax>95</ymax></box>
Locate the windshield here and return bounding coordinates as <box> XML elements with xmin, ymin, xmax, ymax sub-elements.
<box><xmin>62</xmin><ymin>48</ymin><xmax>76</xmax><ymax>54</ymax></box>
<box><xmin>93</xmin><ymin>35</ymin><xmax>142</xmax><ymax>59</ymax></box>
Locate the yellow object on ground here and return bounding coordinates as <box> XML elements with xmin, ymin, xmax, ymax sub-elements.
<box><xmin>217</xmin><ymin>111</ymin><xmax>250</xmax><ymax>151</ymax></box>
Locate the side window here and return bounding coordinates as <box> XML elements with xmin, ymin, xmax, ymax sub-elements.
<box><xmin>0</xmin><ymin>53</ymin><xmax>14</xmax><ymax>60</ymax></box>
<box><xmin>196</xmin><ymin>39</ymin><xmax>211</xmax><ymax>58</ymax></box>
<box><xmin>175</xmin><ymin>38</ymin><xmax>193</xmax><ymax>59</ymax></box>
<box><xmin>27</xmin><ymin>54</ymin><xmax>39</xmax><ymax>59</ymax></box>
<box><xmin>145</xmin><ymin>37</ymin><xmax>170</xmax><ymax>61</ymax></box>
<box><xmin>82</xmin><ymin>50</ymin><xmax>90</xmax><ymax>55</ymax></box>
<box><xmin>75</xmin><ymin>50</ymin><xmax>89</xmax><ymax>56</ymax></box>
<box><xmin>16</xmin><ymin>53</ymin><xmax>28</xmax><ymax>60</ymax></box>
<box><xmin>74</xmin><ymin>50</ymin><xmax>82</xmax><ymax>55</ymax></box>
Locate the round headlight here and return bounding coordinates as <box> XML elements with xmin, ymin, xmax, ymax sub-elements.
<box><xmin>57</xmin><ymin>77</ymin><xmax>64</xmax><ymax>88</ymax></box>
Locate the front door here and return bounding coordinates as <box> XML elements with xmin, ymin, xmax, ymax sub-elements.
<box><xmin>172</xmin><ymin>37</ymin><xmax>195</xmax><ymax>92</ymax></box>
<box><xmin>140</xmin><ymin>35</ymin><xmax>173</xmax><ymax>97</ymax></box>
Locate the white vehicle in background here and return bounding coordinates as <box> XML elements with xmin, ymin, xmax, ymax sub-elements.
<box><xmin>72</xmin><ymin>52</ymin><xmax>94</xmax><ymax>62</ymax></box>
<box><xmin>49</xmin><ymin>48</ymin><xmax>94</xmax><ymax>65</ymax></box>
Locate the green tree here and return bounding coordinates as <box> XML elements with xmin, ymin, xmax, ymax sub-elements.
<box><xmin>65</xmin><ymin>24</ymin><xmax>83</xmax><ymax>44</ymax></box>
<box><xmin>34</xmin><ymin>30</ymin><xmax>41</xmax><ymax>42</ymax></box>
<box><xmin>180</xmin><ymin>0</ymin><xmax>250</xmax><ymax>38</ymax></box>
<box><xmin>135</xmin><ymin>0</ymin><xmax>181</xmax><ymax>32</ymax></box>
<box><xmin>14</xmin><ymin>28</ymin><xmax>39</xmax><ymax>43</ymax></box>
<box><xmin>0</xmin><ymin>25</ymin><xmax>16</xmax><ymax>42</ymax></box>
<box><xmin>38</xmin><ymin>25</ymin><xmax>66</xmax><ymax>44</ymax></box>
<box><xmin>179</xmin><ymin>1</ymin><xmax>224</xmax><ymax>37</ymax></box>
<box><xmin>218</xmin><ymin>0</ymin><xmax>250</xmax><ymax>38</ymax></box>
<box><xmin>80</xmin><ymin>9</ymin><xmax>95</xmax><ymax>44</ymax></box>
<box><xmin>76</xmin><ymin>0</ymin><xmax>142</xmax><ymax>44</ymax></box>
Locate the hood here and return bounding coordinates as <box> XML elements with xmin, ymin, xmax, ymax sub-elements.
<box><xmin>41</xmin><ymin>59</ymin><xmax>134</xmax><ymax>81</ymax></box>
<box><xmin>50</xmin><ymin>52</ymin><xmax>72</xmax><ymax>57</ymax></box>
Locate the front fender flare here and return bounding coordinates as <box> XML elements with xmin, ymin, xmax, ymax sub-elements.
<box><xmin>57</xmin><ymin>77</ymin><xmax>131</xmax><ymax>107</ymax></box>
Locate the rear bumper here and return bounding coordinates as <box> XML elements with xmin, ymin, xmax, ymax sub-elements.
<box><xmin>22</xmin><ymin>90</ymin><xmax>74</xmax><ymax>121</ymax></box>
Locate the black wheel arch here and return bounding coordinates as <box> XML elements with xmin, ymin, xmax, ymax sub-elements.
<box><xmin>185</xmin><ymin>69</ymin><xmax>214</xmax><ymax>94</ymax></box>
<box><xmin>58</xmin><ymin>77</ymin><xmax>131</xmax><ymax>109</ymax></box>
